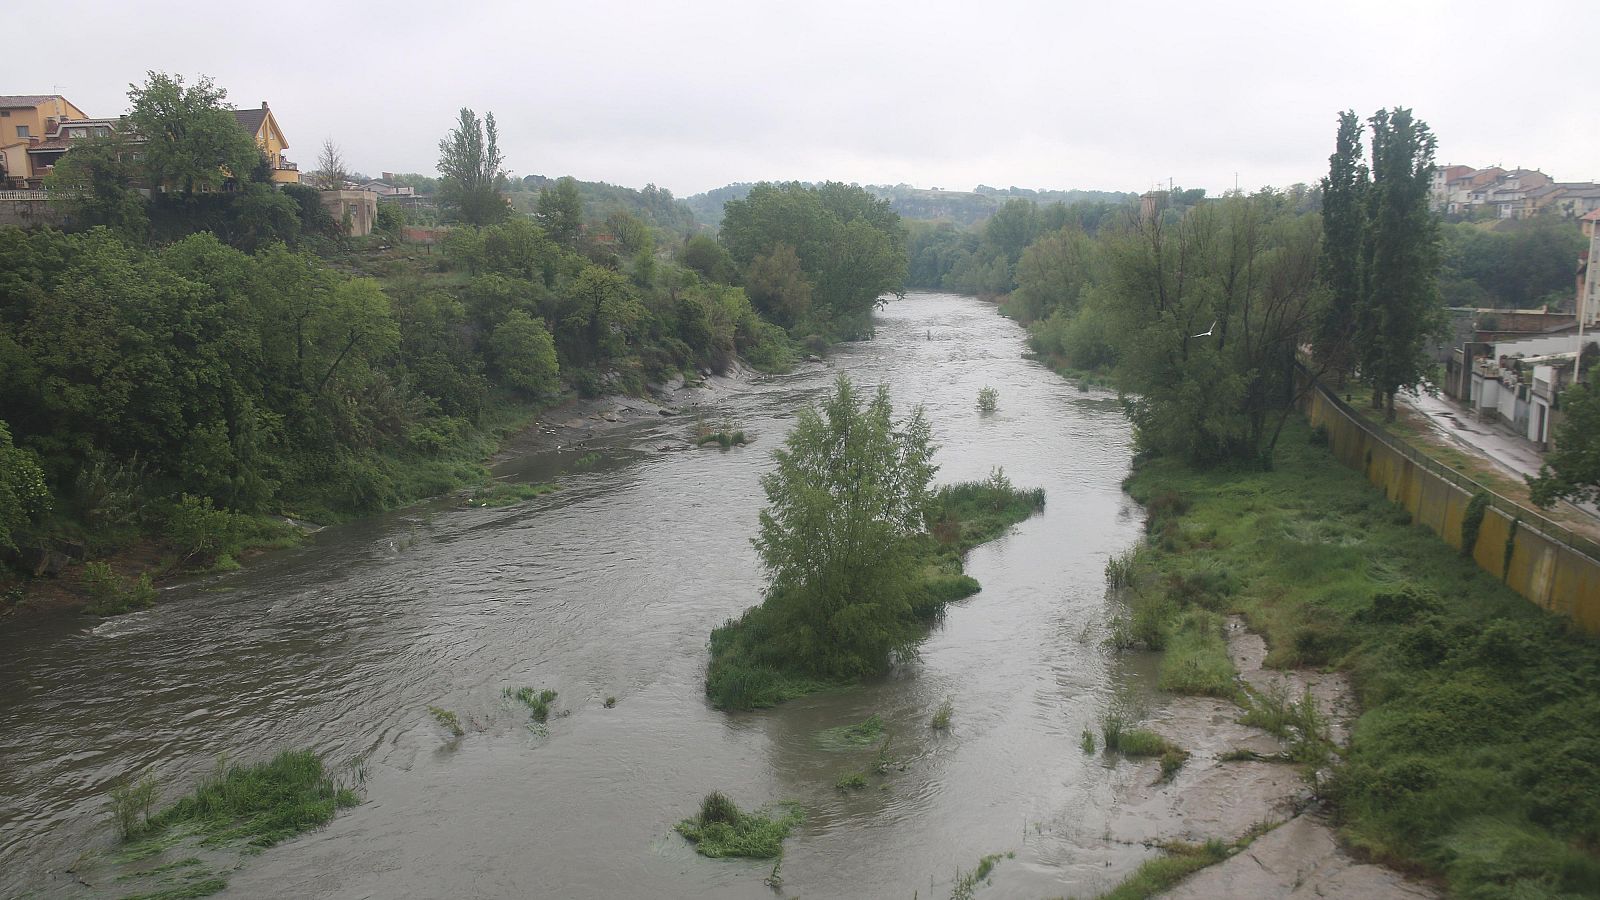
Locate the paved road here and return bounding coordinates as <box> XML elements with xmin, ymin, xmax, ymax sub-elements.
<box><xmin>1400</xmin><ymin>390</ymin><xmax>1600</xmax><ymax>522</ymax></box>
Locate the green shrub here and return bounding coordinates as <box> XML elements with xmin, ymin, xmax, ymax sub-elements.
<box><xmin>82</xmin><ymin>562</ymin><xmax>158</xmax><ymax>616</ymax></box>
<box><xmin>977</xmin><ymin>386</ymin><xmax>999</xmax><ymax>412</ymax></box>
<box><xmin>675</xmin><ymin>793</ymin><xmax>802</xmax><ymax>859</ymax></box>
<box><xmin>140</xmin><ymin>750</ymin><xmax>359</xmax><ymax>848</ymax></box>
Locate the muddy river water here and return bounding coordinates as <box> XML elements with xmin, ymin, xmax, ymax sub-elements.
<box><xmin>3</xmin><ymin>292</ymin><xmax>1257</xmax><ymax>898</ymax></box>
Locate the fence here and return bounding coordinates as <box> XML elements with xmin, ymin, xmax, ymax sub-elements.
<box><xmin>1299</xmin><ymin>368</ymin><xmax>1600</xmax><ymax>632</ymax></box>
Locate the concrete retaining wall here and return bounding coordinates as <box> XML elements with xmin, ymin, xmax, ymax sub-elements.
<box><xmin>1303</xmin><ymin>384</ymin><xmax>1600</xmax><ymax>633</ymax></box>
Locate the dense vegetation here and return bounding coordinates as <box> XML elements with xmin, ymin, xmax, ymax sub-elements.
<box><xmin>1116</xmin><ymin>418</ymin><xmax>1600</xmax><ymax>898</ymax></box>
<box><xmin>705</xmin><ymin>378</ymin><xmax>1043</xmax><ymax>709</ymax></box>
<box><xmin>0</xmin><ymin>72</ymin><xmax>802</xmax><ymax>605</ymax></box>
<box><xmin>107</xmin><ymin>749</ymin><xmax>359</xmax><ymax>898</ymax></box>
<box><xmin>1439</xmin><ymin>215</ymin><xmax>1588</xmax><ymax>310</ymax></box>
<box><xmin>719</xmin><ymin>182</ymin><xmax>908</xmax><ymax>340</ymax></box>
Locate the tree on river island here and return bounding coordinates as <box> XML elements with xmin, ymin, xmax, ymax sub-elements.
<box><xmin>706</xmin><ymin>376</ymin><xmax>1044</xmax><ymax>708</ymax></box>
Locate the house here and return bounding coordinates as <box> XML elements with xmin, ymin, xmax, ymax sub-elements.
<box><xmin>358</xmin><ymin>178</ymin><xmax>415</xmax><ymax>198</ymax></box>
<box><xmin>0</xmin><ymin>94</ymin><xmax>90</xmax><ymax>187</ymax></box>
<box><xmin>1582</xmin><ymin>209</ymin><xmax>1600</xmax><ymax>327</ymax></box>
<box><xmin>230</xmin><ymin>101</ymin><xmax>298</xmax><ymax>184</ymax></box>
<box><xmin>24</xmin><ymin>117</ymin><xmax>121</xmax><ymax>181</ymax></box>
<box><xmin>1431</xmin><ymin>164</ymin><xmax>1475</xmax><ymax>210</ymax></box>
<box><xmin>319</xmin><ymin>189</ymin><xmax>377</xmax><ymax>236</ymax></box>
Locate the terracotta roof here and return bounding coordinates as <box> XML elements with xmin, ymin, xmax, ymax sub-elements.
<box><xmin>0</xmin><ymin>95</ymin><xmax>64</xmax><ymax>108</ymax></box>
<box><xmin>25</xmin><ymin>138</ymin><xmax>71</xmax><ymax>153</ymax></box>
<box><xmin>1583</xmin><ymin>208</ymin><xmax>1600</xmax><ymax>222</ymax></box>
<box><xmin>232</xmin><ymin>107</ymin><xmax>267</xmax><ymax>136</ymax></box>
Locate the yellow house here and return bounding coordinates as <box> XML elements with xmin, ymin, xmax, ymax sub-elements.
<box><xmin>0</xmin><ymin>94</ymin><xmax>90</xmax><ymax>187</ymax></box>
<box><xmin>232</xmin><ymin>101</ymin><xmax>299</xmax><ymax>184</ymax></box>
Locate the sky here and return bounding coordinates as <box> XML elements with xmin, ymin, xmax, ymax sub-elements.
<box><xmin>10</xmin><ymin>0</ymin><xmax>1598</xmax><ymax>199</ymax></box>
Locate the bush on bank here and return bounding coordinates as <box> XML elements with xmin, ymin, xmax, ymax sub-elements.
<box><xmin>1118</xmin><ymin>417</ymin><xmax>1600</xmax><ymax>897</ymax></box>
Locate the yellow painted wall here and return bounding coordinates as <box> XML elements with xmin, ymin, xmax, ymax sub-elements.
<box><xmin>1304</xmin><ymin>385</ymin><xmax>1600</xmax><ymax>633</ymax></box>
<box><xmin>1</xmin><ymin>97</ymin><xmax>89</xmax><ymax>178</ymax></box>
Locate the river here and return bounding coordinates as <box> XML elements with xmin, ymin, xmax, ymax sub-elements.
<box><xmin>0</xmin><ymin>292</ymin><xmax>1155</xmax><ymax>899</ymax></box>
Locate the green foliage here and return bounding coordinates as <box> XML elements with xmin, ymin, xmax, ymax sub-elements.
<box><xmin>1440</xmin><ymin>216</ymin><xmax>1586</xmax><ymax>309</ymax></box>
<box><xmin>1530</xmin><ymin>381</ymin><xmax>1600</xmax><ymax>507</ymax></box>
<box><xmin>950</xmin><ymin>851</ymin><xmax>1010</xmax><ymax>900</ymax></box>
<box><xmin>814</xmin><ymin>714</ymin><xmax>886</xmax><ymax>750</ymax></box>
<box><xmin>976</xmin><ymin>386</ymin><xmax>998</xmax><ymax>412</ymax></box>
<box><xmin>0</xmin><ymin>420</ymin><xmax>50</xmax><ymax>551</ymax></box>
<box><xmin>674</xmin><ymin>793</ymin><xmax>802</xmax><ymax>859</ymax></box>
<box><xmin>82</xmin><ymin>562</ymin><xmax>158</xmax><ymax>616</ymax></box>
<box><xmin>1099</xmin><ymin>839</ymin><xmax>1234</xmax><ymax>900</ymax></box>
<box><xmin>137</xmin><ymin>750</ymin><xmax>359</xmax><ymax>848</ymax></box>
<box><xmin>535</xmin><ymin>176</ymin><xmax>584</xmax><ymax>249</ymax></box>
<box><xmin>464</xmin><ymin>481</ymin><xmax>556</xmax><ymax>508</ymax></box>
<box><xmin>1355</xmin><ymin>108</ymin><xmax>1443</xmax><ymax>417</ymax></box>
<box><xmin>436</xmin><ymin>108</ymin><xmax>508</xmax><ymax>226</ymax></box>
<box><xmin>510</xmin><ymin>687</ymin><xmax>558</xmax><ymax>723</ymax></box>
<box><xmin>488</xmin><ymin>309</ymin><xmax>560</xmax><ymax>396</ymax></box>
<box><xmin>1123</xmin><ymin>416</ymin><xmax>1600</xmax><ymax>896</ymax></box>
<box><xmin>1081</xmin><ymin>729</ymin><xmax>1096</xmax><ymax>754</ymax></box>
<box><xmin>163</xmin><ymin>494</ymin><xmax>244</xmax><ymax>565</ymax></box>
<box><xmin>110</xmin><ymin>774</ymin><xmax>160</xmax><ymax>840</ymax></box>
<box><xmin>834</xmin><ymin>772</ymin><xmax>868</xmax><ymax>791</ymax></box>
<box><xmin>426</xmin><ymin>706</ymin><xmax>464</xmax><ymax>737</ymax></box>
<box><xmin>931</xmin><ymin>698</ymin><xmax>954</xmax><ymax>730</ymax></box>
<box><xmin>125</xmin><ymin>72</ymin><xmax>262</xmax><ymax>196</ymax></box>
<box><xmin>719</xmin><ymin>182</ymin><xmax>906</xmax><ymax>340</ymax></box>
<box><xmin>1157</xmin><ymin>610</ymin><xmax>1239</xmax><ymax>698</ymax></box>
<box><xmin>1460</xmin><ymin>491</ymin><xmax>1490</xmax><ymax>555</ymax></box>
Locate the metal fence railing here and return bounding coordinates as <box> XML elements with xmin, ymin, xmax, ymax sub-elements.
<box><xmin>0</xmin><ymin>190</ymin><xmax>49</xmax><ymax>200</ymax></box>
<box><xmin>1306</xmin><ymin>371</ymin><xmax>1600</xmax><ymax>564</ymax></box>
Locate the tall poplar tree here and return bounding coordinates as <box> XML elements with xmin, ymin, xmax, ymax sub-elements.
<box><xmin>1359</xmin><ymin>108</ymin><xmax>1442</xmax><ymax>420</ymax></box>
<box><xmin>1313</xmin><ymin>110</ymin><xmax>1367</xmax><ymax>382</ymax></box>
<box><xmin>437</xmin><ymin>108</ymin><xmax>508</xmax><ymax>226</ymax></box>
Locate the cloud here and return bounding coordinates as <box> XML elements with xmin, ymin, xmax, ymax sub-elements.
<box><xmin>12</xmin><ymin>0</ymin><xmax>1598</xmax><ymax>196</ymax></box>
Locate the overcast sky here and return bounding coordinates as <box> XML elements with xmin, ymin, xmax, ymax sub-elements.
<box><xmin>11</xmin><ymin>0</ymin><xmax>1598</xmax><ymax>198</ymax></box>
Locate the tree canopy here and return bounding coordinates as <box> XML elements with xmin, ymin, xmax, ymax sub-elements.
<box><xmin>719</xmin><ymin>182</ymin><xmax>907</xmax><ymax>340</ymax></box>
<box><xmin>437</xmin><ymin>108</ymin><xmax>509</xmax><ymax>226</ymax></box>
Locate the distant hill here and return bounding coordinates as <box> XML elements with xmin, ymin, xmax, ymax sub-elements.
<box><xmin>515</xmin><ymin>175</ymin><xmax>699</xmax><ymax>234</ymax></box>
<box><xmin>683</xmin><ymin>182</ymin><xmax>1138</xmax><ymax>229</ymax></box>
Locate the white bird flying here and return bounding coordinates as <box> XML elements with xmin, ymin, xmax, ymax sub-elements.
<box><xmin>1192</xmin><ymin>321</ymin><xmax>1217</xmax><ymax>338</ymax></box>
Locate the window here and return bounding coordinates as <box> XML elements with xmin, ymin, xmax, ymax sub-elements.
<box><xmin>15</xmin><ymin>125</ymin><xmax>29</xmax><ymax>138</ymax></box>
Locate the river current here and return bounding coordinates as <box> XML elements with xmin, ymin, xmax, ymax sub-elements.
<box><xmin>0</xmin><ymin>292</ymin><xmax>1149</xmax><ymax>898</ymax></box>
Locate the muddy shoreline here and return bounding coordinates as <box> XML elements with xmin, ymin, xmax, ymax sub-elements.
<box><xmin>1112</xmin><ymin>617</ymin><xmax>1438</xmax><ymax>898</ymax></box>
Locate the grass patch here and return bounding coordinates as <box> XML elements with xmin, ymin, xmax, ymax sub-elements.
<box><xmin>835</xmin><ymin>772</ymin><xmax>868</xmax><ymax>791</ymax></box>
<box><xmin>674</xmin><ymin>792</ymin><xmax>803</xmax><ymax>859</ymax></box>
<box><xmin>426</xmin><ymin>706</ymin><xmax>464</xmax><ymax>737</ymax></box>
<box><xmin>463</xmin><ymin>481</ymin><xmax>556</xmax><ymax>507</ymax></box>
<box><xmin>814</xmin><ymin>714</ymin><xmax>885</xmax><ymax>750</ymax></box>
<box><xmin>950</xmin><ymin>850</ymin><xmax>1012</xmax><ymax>900</ymax></box>
<box><xmin>1099</xmin><ymin>838</ymin><xmax>1234</xmax><ymax>900</ymax></box>
<box><xmin>931</xmin><ymin>697</ymin><xmax>954</xmax><ymax>730</ymax></box>
<box><xmin>508</xmin><ymin>687</ymin><xmax>558</xmax><ymax>723</ymax></box>
<box><xmin>126</xmin><ymin>750</ymin><xmax>359</xmax><ymax>850</ymax></box>
<box><xmin>705</xmin><ymin>471</ymin><xmax>1045</xmax><ymax>710</ymax></box>
<box><xmin>1156</xmin><ymin>609</ymin><xmax>1239</xmax><ymax>698</ymax></box>
<box><xmin>1119</xmin><ymin>415</ymin><xmax>1600</xmax><ymax>897</ymax></box>
<box><xmin>1081</xmin><ymin>729</ymin><xmax>1096</xmax><ymax>754</ymax></box>
<box><xmin>83</xmin><ymin>562</ymin><xmax>158</xmax><ymax>616</ymax></box>
<box><xmin>1101</xmin><ymin>712</ymin><xmax>1190</xmax><ymax>782</ymax></box>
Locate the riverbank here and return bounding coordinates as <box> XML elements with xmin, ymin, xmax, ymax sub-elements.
<box><xmin>1111</xmin><ymin>415</ymin><xmax>1600</xmax><ymax>897</ymax></box>
<box><xmin>0</xmin><ymin>363</ymin><xmax>767</xmax><ymax>624</ymax></box>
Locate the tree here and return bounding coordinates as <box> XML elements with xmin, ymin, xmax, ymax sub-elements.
<box><xmin>1358</xmin><ymin>108</ymin><xmax>1442</xmax><ymax>421</ymax></box>
<box><xmin>0</xmin><ymin>420</ymin><xmax>50</xmax><ymax>551</ymax></box>
<box><xmin>488</xmin><ymin>309</ymin><xmax>559</xmax><ymax>397</ymax></box>
<box><xmin>719</xmin><ymin>182</ymin><xmax>906</xmax><ymax>339</ymax></box>
<box><xmin>535</xmin><ymin>176</ymin><xmax>583</xmax><ymax>249</ymax></box>
<box><xmin>44</xmin><ymin>133</ymin><xmax>148</xmax><ymax>239</ymax></box>
<box><xmin>314</xmin><ymin>138</ymin><xmax>350</xmax><ymax>191</ymax></box>
<box><xmin>125</xmin><ymin>72</ymin><xmax>261</xmax><ymax>195</ymax></box>
<box><xmin>1313</xmin><ymin>110</ymin><xmax>1367</xmax><ymax>381</ymax></box>
<box><xmin>681</xmin><ymin>234</ymin><xmax>735</xmax><ymax>283</ymax></box>
<box><xmin>743</xmin><ymin>243</ymin><xmax>812</xmax><ymax>326</ymax></box>
<box><xmin>1529</xmin><ymin>381</ymin><xmax>1600</xmax><ymax>507</ymax></box>
<box><xmin>751</xmin><ymin>376</ymin><xmax>936</xmax><ymax>676</ymax></box>
<box><xmin>436</xmin><ymin>108</ymin><xmax>508</xmax><ymax>226</ymax></box>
